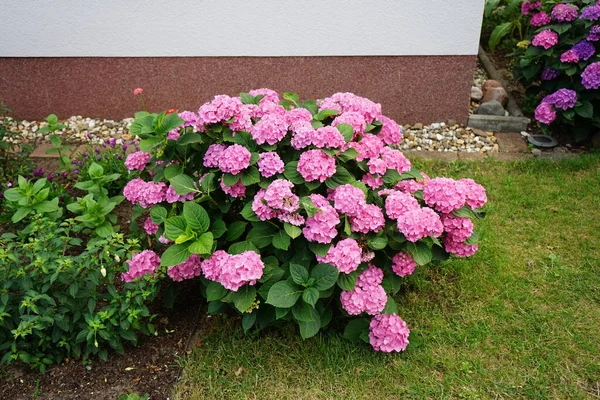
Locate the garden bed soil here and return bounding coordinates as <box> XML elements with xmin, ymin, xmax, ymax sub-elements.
<box><xmin>0</xmin><ymin>281</ymin><xmax>204</xmax><ymax>400</ymax></box>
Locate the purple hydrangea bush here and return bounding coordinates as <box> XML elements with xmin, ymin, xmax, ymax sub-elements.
<box><xmin>515</xmin><ymin>0</ymin><xmax>600</xmax><ymax>141</ymax></box>
<box><xmin>121</xmin><ymin>90</ymin><xmax>486</xmax><ymax>352</ymax></box>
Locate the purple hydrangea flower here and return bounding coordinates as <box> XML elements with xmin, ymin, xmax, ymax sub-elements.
<box><xmin>543</xmin><ymin>89</ymin><xmax>577</xmax><ymax>111</ymax></box>
<box><xmin>532</xmin><ymin>30</ymin><xmax>559</xmax><ymax>49</ymax></box>
<box><xmin>581</xmin><ymin>5</ymin><xmax>600</xmax><ymax>21</ymax></box>
<box><xmin>582</xmin><ymin>62</ymin><xmax>600</xmax><ymax>89</ymax></box>
<box><xmin>541</xmin><ymin>68</ymin><xmax>560</xmax><ymax>81</ymax></box>
<box><xmin>535</xmin><ymin>102</ymin><xmax>557</xmax><ymax>125</ymax></box>
<box><xmin>588</xmin><ymin>26</ymin><xmax>600</xmax><ymax>42</ymax></box>
<box><xmin>572</xmin><ymin>40</ymin><xmax>596</xmax><ymax>61</ymax></box>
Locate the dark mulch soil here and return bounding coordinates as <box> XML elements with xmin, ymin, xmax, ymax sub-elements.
<box><xmin>0</xmin><ymin>282</ymin><xmax>203</xmax><ymax>400</ymax></box>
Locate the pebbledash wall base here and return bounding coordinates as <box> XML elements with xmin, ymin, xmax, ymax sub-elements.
<box><xmin>0</xmin><ymin>56</ymin><xmax>475</xmax><ymax>124</ymax></box>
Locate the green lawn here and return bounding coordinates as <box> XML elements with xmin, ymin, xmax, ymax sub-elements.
<box><xmin>176</xmin><ymin>154</ymin><xmax>600</xmax><ymax>400</ymax></box>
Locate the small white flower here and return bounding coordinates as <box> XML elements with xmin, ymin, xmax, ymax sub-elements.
<box><xmin>114</xmin><ymin>254</ymin><xmax>120</xmax><ymax>262</ymax></box>
<box><xmin>100</xmin><ymin>266</ymin><xmax>107</xmax><ymax>277</ymax></box>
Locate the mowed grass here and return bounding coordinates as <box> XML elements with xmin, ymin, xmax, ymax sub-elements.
<box><xmin>176</xmin><ymin>154</ymin><xmax>600</xmax><ymax>400</ymax></box>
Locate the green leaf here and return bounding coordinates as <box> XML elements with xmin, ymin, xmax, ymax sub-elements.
<box><xmin>367</xmin><ymin>235</ymin><xmax>388</xmax><ymax>250</ymax></box>
<box><xmin>160</xmin><ymin>243</ymin><xmax>192</xmax><ymax>267</ymax></box>
<box><xmin>2</xmin><ymin>188</ymin><xmax>23</xmax><ymax>202</ymax></box>
<box><xmin>382</xmin><ymin>295</ymin><xmax>398</xmax><ymax>315</ymax></box>
<box><xmin>228</xmin><ymin>241</ymin><xmax>260</xmax><ymax>255</ymax></box>
<box><xmin>290</xmin><ymin>264</ymin><xmax>310</xmax><ymax>285</ymax></box>
<box><xmin>484</xmin><ymin>0</ymin><xmax>501</xmax><ymax>17</ymax></box>
<box><xmin>247</xmin><ymin>223</ymin><xmax>278</xmax><ymax>248</ymax></box>
<box><xmin>69</xmin><ymin>282</ymin><xmax>79</xmax><ymax>298</ymax></box>
<box><xmin>12</xmin><ymin>207</ymin><xmax>32</xmax><ymax>223</ymax></box>
<box><xmin>241</xmin><ymin>166</ymin><xmax>260</xmax><ymax>186</ymax></box>
<box><xmin>383</xmin><ymin>169</ymin><xmax>402</xmax><ymax>185</ymax></box>
<box><xmin>150</xmin><ymin>206</ymin><xmax>168</xmax><ymax>224</ymax></box>
<box><xmin>242</xmin><ymin>313</ymin><xmax>257</xmax><ymax>333</ymax></box>
<box><xmin>169</xmin><ymin>174</ymin><xmax>197</xmax><ymax>195</ymax></box>
<box><xmin>211</xmin><ymin>219</ymin><xmax>227</xmax><ymax>239</ymax></box>
<box><xmin>32</xmin><ymin>198</ymin><xmax>60</xmax><ymax>213</ymax></box>
<box><xmin>283</xmin><ymin>92</ymin><xmax>300</xmax><ymax>106</ymax></box>
<box><xmin>310</xmin><ymin>263</ymin><xmax>339</xmax><ymax>291</ymax></box>
<box><xmin>406</xmin><ymin>241</ymin><xmax>432</xmax><ymax>266</ymax></box>
<box><xmin>222</xmin><ymin>173</ymin><xmax>241</xmax><ymax>187</ymax></box>
<box><xmin>88</xmin><ymin>162</ymin><xmax>104</xmax><ymax>179</ymax></box>
<box><xmin>489</xmin><ymin>22</ymin><xmax>513</xmax><ymax>53</ymax></box>
<box><xmin>298</xmin><ymin>309</ymin><xmax>321</xmax><ymax>339</ymax></box>
<box><xmin>206</xmin><ymin>282</ymin><xmax>228</xmax><ymax>301</ymax></box>
<box><xmin>183</xmin><ymin>202</ymin><xmax>210</xmax><ymax>234</ymax></box>
<box><xmin>156</xmin><ymin>112</ymin><xmax>184</xmax><ymax>135</ymax></box>
<box><xmin>177</xmin><ymin>132</ymin><xmax>203</xmax><ymax>145</ymax></box>
<box><xmin>575</xmin><ymin>101</ymin><xmax>593</xmax><ymax>119</ymax></box>
<box><xmin>188</xmin><ymin>232</ymin><xmax>214</xmax><ymax>255</ymax></box>
<box><xmin>302</xmin><ymin>287</ymin><xmax>319</xmax><ymax>306</ymax></box>
<box><xmin>465</xmin><ymin>230</ymin><xmax>479</xmax><ymax>245</ymax></box>
<box><xmin>283</xmin><ymin>161</ymin><xmax>304</xmax><ymax>184</ymax></box>
<box><xmin>164</xmin><ymin>216</ymin><xmax>187</xmax><ymax>240</ymax></box>
<box><xmin>325</xmin><ymin>166</ymin><xmax>355</xmax><ymax>189</ymax></box>
<box><xmin>95</xmin><ymin>221</ymin><xmax>114</xmax><ymax>238</ymax></box>
<box><xmin>272</xmin><ymin>230</ymin><xmax>291</xmax><ymax>250</ymax></box>
<box><xmin>337</xmin><ymin>271</ymin><xmax>358</xmax><ymax>291</ymax></box>
<box><xmin>299</xmin><ymin>196</ymin><xmax>319</xmax><ymax>216</ymax></box>
<box><xmin>139</xmin><ymin>136</ymin><xmax>163</xmax><ymax>152</ymax></box>
<box><xmin>343</xmin><ymin>319</ymin><xmax>370</xmax><ymax>342</ymax></box>
<box><xmin>164</xmin><ymin>164</ymin><xmax>182</xmax><ymax>180</ymax></box>
<box><xmin>283</xmin><ymin>222</ymin><xmax>302</xmax><ymax>239</ymax></box>
<box><xmin>231</xmin><ymin>286</ymin><xmax>256</xmax><ymax>313</ymax></box>
<box><xmin>226</xmin><ymin>221</ymin><xmax>248</xmax><ymax>241</ymax></box>
<box><xmin>265</xmin><ymin>281</ymin><xmax>303</xmax><ymax>308</ymax></box>
<box><xmin>314</xmin><ymin>109</ymin><xmax>340</xmax><ymax>121</ymax></box>
<box><xmin>292</xmin><ymin>301</ymin><xmax>315</xmax><ymax>322</ymax></box>
<box><xmin>452</xmin><ymin>206</ymin><xmax>478</xmax><ymax>219</ymax></box>
<box><xmin>338</xmin><ymin>148</ymin><xmax>359</xmax><ymax>162</ymax></box>
<box><xmin>241</xmin><ymin>202</ymin><xmax>261</xmax><ymax>222</ymax></box>
<box><xmin>308</xmin><ymin>242</ymin><xmax>332</xmax><ymax>257</ymax></box>
<box><xmin>335</xmin><ymin>123</ymin><xmax>354</xmax><ymax>142</ymax></box>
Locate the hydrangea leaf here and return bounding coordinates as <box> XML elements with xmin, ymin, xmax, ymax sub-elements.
<box><xmin>265</xmin><ymin>281</ymin><xmax>303</xmax><ymax>308</ymax></box>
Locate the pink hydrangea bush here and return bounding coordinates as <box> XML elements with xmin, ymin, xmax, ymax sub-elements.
<box><xmin>123</xmin><ymin>90</ymin><xmax>486</xmax><ymax>353</ymax></box>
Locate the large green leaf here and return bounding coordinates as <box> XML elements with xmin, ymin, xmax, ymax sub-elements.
<box><xmin>310</xmin><ymin>263</ymin><xmax>339</xmax><ymax>291</ymax></box>
<box><xmin>164</xmin><ymin>216</ymin><xmax>187</xmax><ymax>240</ymax></box>
<box><xmin>160</xmin><ymin>243</ymin><xmax>192</xmax><ymax>267</ymax></box>
<box><xmin>231</xmin><ymin>286</ymin><xmax>257</xmax><ymax>313</ymax></box>
<box><xmin>247</xmin><ymin>223</ymin><xmax>278</xmax><ymax>248</ymax></box>
<box><xmin>406</xmin><ymin>241</ymin><xmax>432</xmax><ymax>266</ymax></box>
<box><xmin>188</xmin><ymin>232</ymin><xmax>214</xmax><ymax>255</ymax></box>
<box><xmin>226</xmin><ymin>221</ymin><xmax>248</xmax><ymax>241</ymax></box>
<box><xmin>283</xmin><ymin>161</ymin><xmax>304</xmax><ymax>184</ymax></box>
<box><xmin>343</xmin><ymin>318</ymin><xmax>371</xmax><ymax>343</ymax></box>
<box><xmin>272</xmin><ymin>230</ymin><xmax>291</xmax><ymax>250</ymax></box>
<box><xmin>575</xmin><ymin>101</ymin><xmax>593</xmax><ymax>119</ymax></box>
<box><xmin>290</xmin><ymin>264</ymin><xmax>310</xmax><ymax>286</ymax></box>
<box><xmin>206</xmin><ymin>281</ymin><xmax>228</xmax><ymax>301</ymax></box>
<box><xmin>183</xmin><ymin>202</ymin><xmax>210</xmax><ymax>233</ymax></box>
<box><xmin>265</xmin><ymin>281</ymin><xmax>303</xmax><ymax>308</ymax></box>
<box><xmin>325</xmin><ymin>166</ymin><xmax>355</xmax><ymax>189</ymax></box>
<box><xmin>169</xmin><ymin>174</ymin><xmax>197</xmax><ymax>195</ymax></box>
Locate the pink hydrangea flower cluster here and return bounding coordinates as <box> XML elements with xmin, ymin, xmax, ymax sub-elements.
<box><xmin>318</xmin><ymin>92</ymin><xmax>382</xmax><ymax>123</ymax></box>
<box><xmin>331</xmin><ymin>184</ymin><xmax>366</xmax><ymax>216</ymax></box>
<box><xmin>143</xmin><ymin>216</ymin><xmax>159</xmax><ymax>235</ymax></box>
<box><xmin>534</xmin><ymin>102</ymin><xmax>557</xmax><ymax>125</ymax></box>
<box><xmin>391</xmin><ymin>251</ymin><xmax>417</xmax><ymax>277</ymax></box>
<box><xmin>218</xmin><ymin>144</ymin><xmax>251</xmax><ymax>175</ymax></box>
<box><xmin>331</xmin><ymin>112</ymin><xmax>367</xmax><ymax>137</ymax></box>
<box><xmin>203</xmin><ymin>144</ymin><xmax>228</xmax><ymax>168</ymax></box>
<box><xmin>197</xmin><ymin>95</ymin><xmax>242</xmax><ymax>126</ymax></box>
<box><xmin>285</xmin><ymin>107</ymin><xmax>313</xmax><ymax>129</ymax></box>
<box><xmin>178</xmin><ymin>110</ymin><xmax>198</xmax><ymax>127</ymax></box>
<box><xmin>378</xmin><ymin>116</ymin><xmax>403</xmax><ymax>145</ymax></box>
<box><xmin>395</xmin><ymin>172</ymin><xmax>430</xmax><ymax>194</ymax></box>
<box><xmin>396</xmin><ymin>207</ymin><xmax>444</xmax><ymax>242</ymax></box>
<box><xmin>252</xmin><ymin>112</ymin><xmax>289</xmax><ymax>145</ymax></box>
<box><xmin>121</xmin><ymin>250</ymin><xmax>161</xmax><ymax>282</ymax></box>
<box><xmin>521</xmin><ymin>0</ymin><xmax>541</xmax><ymax>15</ymax></box>
<box><xmin>384</xmin><ymin>190</ymin><xmax>420</xmax><ymax>219</ymax></box>
<box><xmin>124</xmin><ymin>151</ymin><xmax>151</xmax><ymax>171</ymax></box>
<box><xmin>319</xmin><ymin>238</ymin><xmax>362</xmax><ymax>274</ymax></box>
<box><xmin>551</xmin><ymin>3</ymin><xmax>579</xmax><ymax>22</ymax></box>
<box><xmin>381</xmin><ymin>147</ymin><xmax>411</xmax><ymax>173</ymax></box>
<box><xmin>257</xmin><ymin>152</ymin><xmax>285</xmax><ymax>178</ymax></box>
<box><xmin>369</xmin><ymin>314</ymin><xmax>410</xmax><ymax>352</ymax></box>
<box><xmin>352</xmin><ymin>134</ymin><xmax>384</xmax><ymax>161</ymax></box>
<box><xmin>302</xmin><ymin>194</ymin><xmax>340</xmax><ymax>243</ymax></box>
<box><xmin>264</xmin><ymin>179</ymin><xmax>299</xmax><ymax>212</ymax></box>
<box><xmin>444</xmin><ymin>236</ymin><xmax>478</xmax><ymax>258</ymax></box>
<box><xmin>220</xmin><ymin>180</ymin><xmax>246</xmax><ymax>198</ymax></box>
<box><xmin>441</xmin><ymin>214</ymin><xmax>474</xmax><ymax>242</ymax></box>
<box><xmin>167</xmin><ymin>254</ymin><xmax>203</xmax><ymax>282</ymax></box>
<box><xmin>123</xmin><ymin>178</ymin><xmax>167</xmax><ymax>208</ymax></box>
<box><xmin>201</xmin><ymin>250</ymin><xmax>265</xmax><ymax>291</ymax></box>
<box><xmin>312</xmin><ymin>126</ymin><xmax>346</xmax><ymax>148</ymax></box>
<box><xmin>530</xmin><ymin>11</ymin><xmax>551</xmax><ymax>26</ymax></box>
<box><xmin>350</xmin><ymin>204</ymin><xmax>385</xmax><ymax>234</ymax></box>
<box><xmin>297</xmin><ymin>149</ymin><xmax>337</xmax><ymax>182</ymax></box>
<box><xmin>340</xmin><ymin>265</ymin><xmax>387</xmax><ymax>315</ymax></box>
<box><xmin>423</xmin><ymin>178</ymin><xmax>467</xmax><ymax>213</ymax></box>
<box><xmin>532</xmin><ymin>30</ymin><xmax>559</xmax><ymax>49</ymax></box>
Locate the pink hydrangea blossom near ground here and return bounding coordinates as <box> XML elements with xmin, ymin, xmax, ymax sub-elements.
<box><xmin>124</xmin><ymin>151</ymin><xmax>150</xmax><ymax>171</ymax></box>
<box><xmin>167</xmin><ymin>254</ymin><xmax>203</xmax><ymax>281</ymax></box>
<box><xmin>369</xmin><ymin>314</ymin><xmax>410</xmax><ymax>352</ymax></box>
<box><xmin>122</xmin><ymin>250</ymin><xmax>161</xmax><ymax>282</ymax></box>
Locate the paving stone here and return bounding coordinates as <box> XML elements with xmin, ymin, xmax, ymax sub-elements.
<box><xmin>495</xmin><ymin>132</ymin><xmax>529</xmax><ymax>153</ymax></box>
<box><xmin>29</xmin><ymin>143</ymin><xmax>60</xmax><ymax>158</ymax></box>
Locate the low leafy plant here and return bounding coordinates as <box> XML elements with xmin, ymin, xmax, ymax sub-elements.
<box><xmin>119</xmin><ymin>90</ymin><xmax>487</xmax><ymax>353</ymax></box>
<box><xmin>484</xmin><ymin>0</ymin><xmax>531</xmax><ymax>52</ymax></box>
<box><xmin>74</xmin><ymin>139</ymin><xmax>132</xmax><ymax>196</ymax></box>
<box><xmin>0</xmin><ymin>217</ymin><xmax>160</xmax><ymax>372</ymax></box>
<box><xmin>66</xmin><ymin>193</ymin><xmax>123</xmax><ymax>239</ymax></box>
<box><xmin>513</xmin><ymin>0</ymin><xmax>600</xmax><ymax>141</ymax></box>
<box><xmin>2</xmin><ymin>176</ymin><xmax>61</xmax><ymax>223</ymax></box>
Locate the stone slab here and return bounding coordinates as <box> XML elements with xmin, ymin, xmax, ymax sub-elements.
<box><xmin>29</xmin><ymin>143</ymin><xmax>59</xmax><ymax>158</ymax></box>
<box><xmin>467</xmin><ymin>114</ymin><xmax>530</xmax><ymax>133</ymax></box>
<box><xmin>495</xmin><ymin>132</ymin><xmax>529</xmax><ymax>153</ymax></box>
